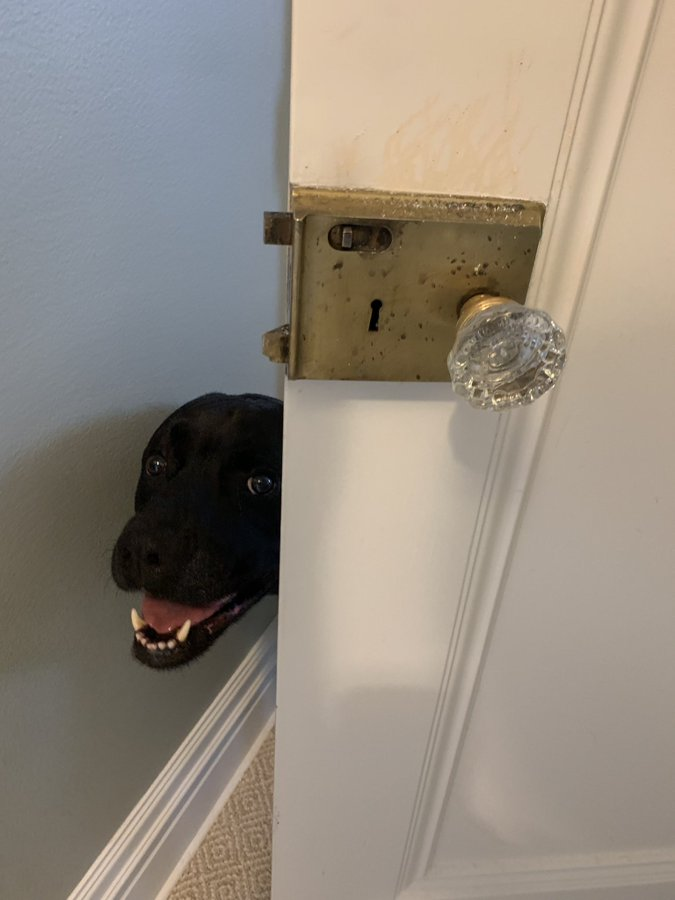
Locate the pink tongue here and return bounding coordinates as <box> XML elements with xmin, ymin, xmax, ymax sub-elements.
<box><xmin>141</xmin><ymin>594</ymin><xmax>225</xmax><ymax>633</ymax></box>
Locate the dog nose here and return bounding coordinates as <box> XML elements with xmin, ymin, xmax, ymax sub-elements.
<box><xmin>119</xmin><ymin>545</ymin><xmax>132</xmax><ymax>564</ymax></box>
<box><xmin>143</xmin><ymin>542</ymin><xmax>162</xmax><ymax>570</ymax></box>
<box><xmin>118</xmin><ymin>534</ymin><xmax>163</xmax><ymax>570</ymax></box>
<box><xmin>112</xmin><ymin>523</ymin><xmax>167</xmax><ymax>590</ymax></box>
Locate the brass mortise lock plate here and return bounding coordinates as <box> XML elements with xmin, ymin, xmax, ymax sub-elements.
<box><xmin>264</xmin><ymin>187</ymin><xmax>545</xmax><ymax>382</ymax></box>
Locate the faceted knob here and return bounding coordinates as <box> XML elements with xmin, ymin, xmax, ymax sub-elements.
<box><xmin>447</xmin><ymin>294</ymin><xmax>566</xmax><ymax>410</ymax></box>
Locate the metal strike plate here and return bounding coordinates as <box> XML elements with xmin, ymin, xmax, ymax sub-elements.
<box><xmin>265</xmin><ymin>187</ymin><xmax>545</xmax><ymax>382</ymax></box>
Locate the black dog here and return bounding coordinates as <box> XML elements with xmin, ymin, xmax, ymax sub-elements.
<box><xmin>111</xmin><ymin>393</ymin><xmax>283</xmax><ymax>669</ymax></box>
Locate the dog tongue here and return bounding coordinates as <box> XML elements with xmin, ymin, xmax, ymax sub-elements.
<box><xmin>141</xmin><ymin>594</ymin><xmax>224</xmax><ymax>633</ymax></box>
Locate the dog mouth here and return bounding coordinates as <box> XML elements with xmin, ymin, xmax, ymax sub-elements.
<box><xmin>130</xmin><ymin>592</ymin><xmax>256</xmax><ymax>669</ymax></box>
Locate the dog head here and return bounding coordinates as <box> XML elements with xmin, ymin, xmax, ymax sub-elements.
<box><xmin>111</xmin><ymin>393</ymin><xmax>283</xmax><ymax>669</ymax></box>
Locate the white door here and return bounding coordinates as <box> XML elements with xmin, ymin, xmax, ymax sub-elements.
<box><xmin>272</xmin><ymin>2</ymin><xmax>675</xmax><ymax>899</ymax></box>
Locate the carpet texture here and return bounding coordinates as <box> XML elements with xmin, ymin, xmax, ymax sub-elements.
<box><xmin>168</xmin><ymin>729</ymin><xmax>275</xmax><ymax>900</ymax></box>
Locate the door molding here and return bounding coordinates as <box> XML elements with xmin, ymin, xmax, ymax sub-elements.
<box><xmin>404</xmin><ymin>849</ymin><xmax>675</xmax><ymax>900</ymax></box>
<box><xmin>396</xmin><ymin>1</ymin><xmax>664</xmax><ymax>896</ymax></box>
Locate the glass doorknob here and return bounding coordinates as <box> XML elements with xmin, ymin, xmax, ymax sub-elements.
<box><xmin>447</xmin><ymin>294</ymin><xmax>566</xmax><ymax>410</ymax></box>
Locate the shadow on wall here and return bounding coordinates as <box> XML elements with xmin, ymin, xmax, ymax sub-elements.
<box><xmin>0</xmin><ymin>409</ymin><xmax>172</xmax><ymax>675</ymax></box>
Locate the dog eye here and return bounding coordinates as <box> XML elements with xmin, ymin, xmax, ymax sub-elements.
<box><xmin>247</xmin><ymin>474</ymin><xmax>276</xmax><ymax>495</ymax></box>
<box><xmin>145</xmin><ymin>455</ymin><xmax>167</xmax><ymax>477</ymax></box>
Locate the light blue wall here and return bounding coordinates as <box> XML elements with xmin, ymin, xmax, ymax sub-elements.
<box><xmin>0</xmin><ymin>2</ymin><xmax>289</xmax><ymax>897</ymax></box>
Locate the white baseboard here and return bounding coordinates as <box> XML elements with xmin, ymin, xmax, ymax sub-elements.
<box><xmin>68</xmin><ymin>621</ymin><xmax>277</xmax><ymax>900</ymax></box>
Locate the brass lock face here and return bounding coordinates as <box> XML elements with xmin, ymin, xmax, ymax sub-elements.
<box><xmin>266</xmin><ymin>187</ymin><xmax>545</xmax><ymax>382</ymax></box>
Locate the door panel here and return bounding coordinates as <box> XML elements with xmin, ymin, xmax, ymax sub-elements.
<box><xmin>273</xmin><ymin>2</ymin><xmax>672</xmax><ymax>899</ymax></box>
<box><xmin>435</xmin><ymin>0</ymin><xmax>675</xmax><ymax>879</ymax></box>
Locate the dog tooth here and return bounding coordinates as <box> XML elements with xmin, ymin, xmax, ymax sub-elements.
<box><xmin>158</xmin><ymin>641</ymin><xmax>166</xmax><ymax>650</ymax></box>
<box><xmin>147</xmin><ymin>642</ymin><xmax>157</xmax><ymax>650</ymax></box>
<box><xmin>176</xmin><ymin>620</ymin><xmax>191</xmax><ymax>643</ymax></box>
<box><xmin>131</xmin><ymin>609</ymin><xmax>147</xmax><ymax>631</ymax></box>
<box><xmin>139</xmin><ymin>635</ymin><xmax>148</xmax><ymax>646</ymax></box>
<box><xmin>167</xmin><ymin>640</ymin><xmax>176</xmax><ymax>649</ymax></box>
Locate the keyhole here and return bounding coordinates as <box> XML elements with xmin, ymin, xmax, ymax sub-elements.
<box><xmin>368</xmin><ymin>299</ymin><xmax>383</xmax><ymax>332</ymax></box>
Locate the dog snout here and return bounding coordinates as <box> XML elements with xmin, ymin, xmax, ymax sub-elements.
<box><xmin>112</xmin><ymin>519</ymin><xmax>168</xmax><ymax>591</ymax></box>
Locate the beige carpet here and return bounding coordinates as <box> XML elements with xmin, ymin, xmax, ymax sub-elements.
<box><xmin>169</xmin><ymin>729</ymin><xmax>275</xmax><ymax>900</ymax></box>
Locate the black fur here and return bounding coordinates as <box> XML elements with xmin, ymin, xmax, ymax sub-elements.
<box><xmin>111</xmin><ymin>393</ymin><xmax>282</xmax><ymax>669</ymax></box>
